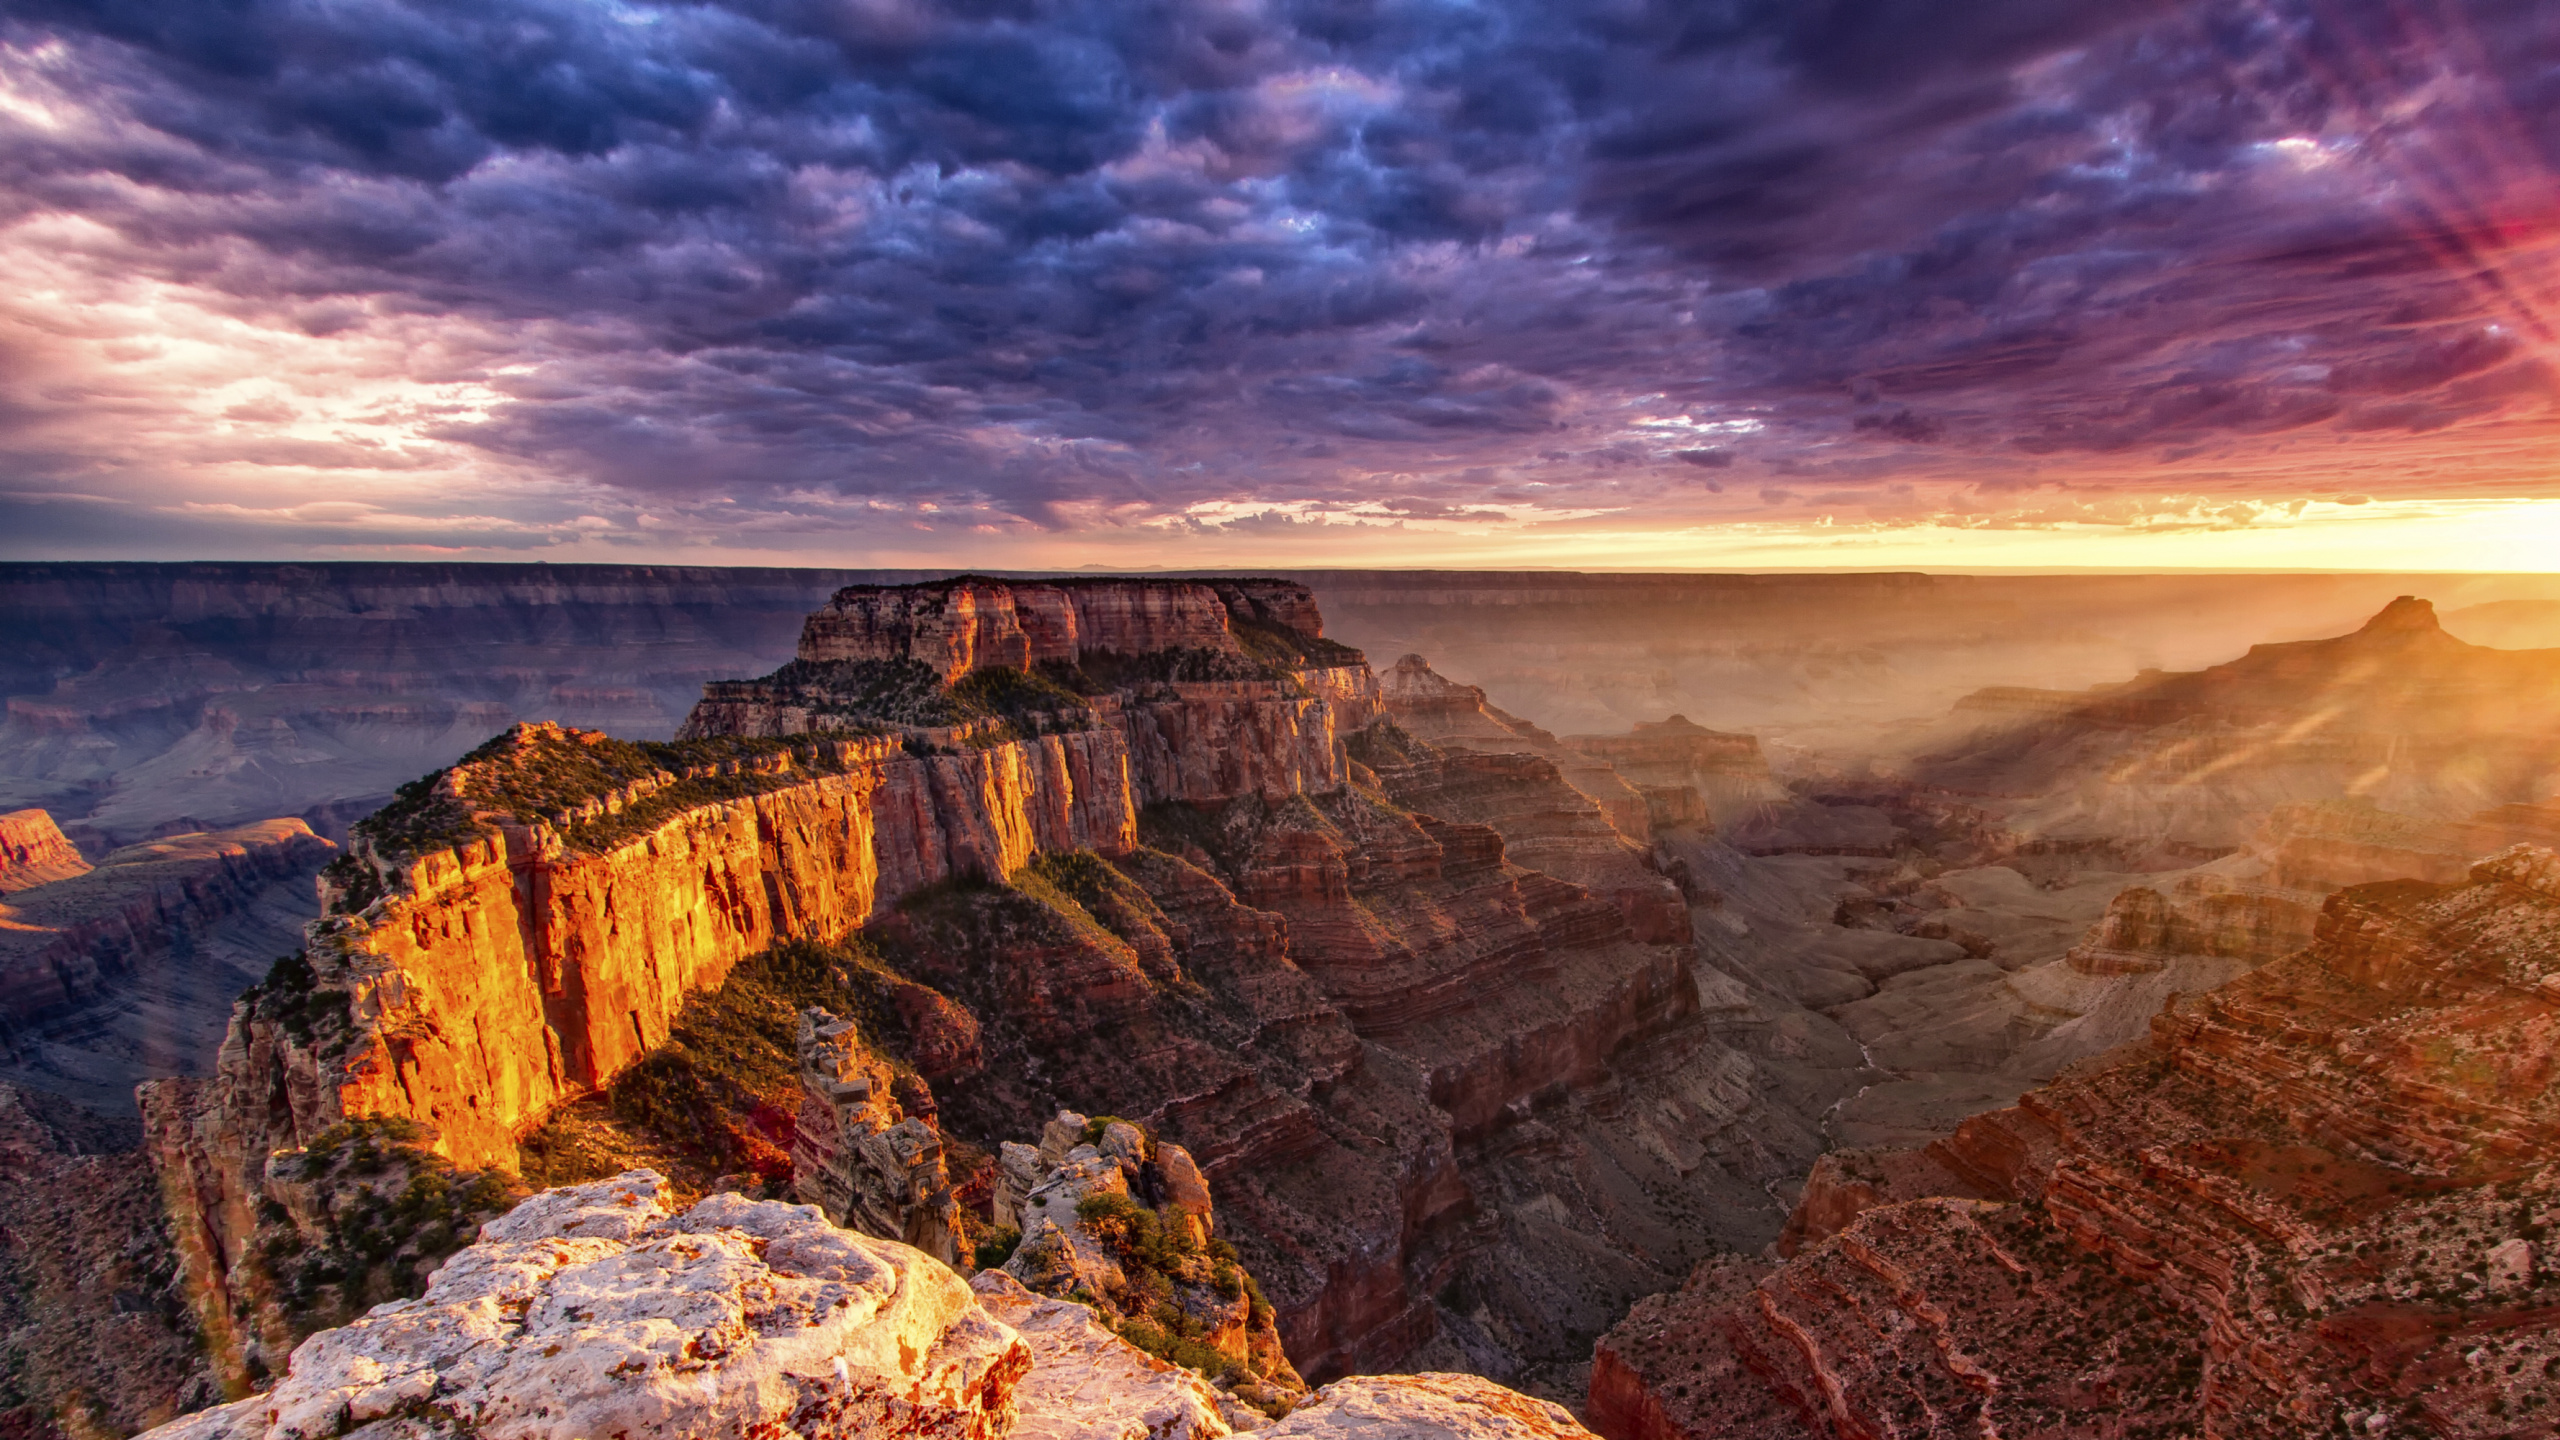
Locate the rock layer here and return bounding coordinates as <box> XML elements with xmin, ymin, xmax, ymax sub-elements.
<box><xmin>0</xmin><ymin>809</ymin><xmax>88</xmax><ymax>892</ymax></box>
<box><xmin>1594</xmin><ymin>845</ymin><xmax>2560</xmax><ymax>1438</ymax></box>
<box><xmin>0</xmin><ymin>820</ymin><xmax>333</xmax><ymax>1034</ymax></box>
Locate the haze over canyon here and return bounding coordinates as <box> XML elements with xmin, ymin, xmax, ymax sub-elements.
<box><xmin>2</xmin><ymin>564</ymin><xmax>2559</xmax><ymax>1440</ymax></box>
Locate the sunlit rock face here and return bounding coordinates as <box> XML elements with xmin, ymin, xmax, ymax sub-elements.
<box><xmin>1594</xmin><ymin>845</ymin><xmax>2560</xmax><ymax>1440</ymax></box>
<box><xmin>0</xmin><ymin>809</ymin><xmax>90</xmax><ymax>891</ymax></box>
<box><xmin>146</xmin><ymin>577</ymin><xmax>1813</xmax><ymax>1404</ymax></box>
<box><xmin>1906</xmin><ymin>597</ymin><xmax>2560</xmax><ymax>853</ymax></box>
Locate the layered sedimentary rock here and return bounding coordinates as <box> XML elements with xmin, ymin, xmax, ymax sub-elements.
<box><xmin>795</xmin><ymin>1007</ymin><xmax>963</xmax><ymax>1266</ymax></box>
<box><xmin>1909</xmin><ymin>597</ymin><xmax>2560</xmax><ymax>851</ymax></box>
<box><xmin>993</xmin><ymin>1110</ymin><xmax>1303</xmax><ymax>1411</ymax></box>
<box><xmin>1558</xmin><ymin>717</ymin><xmax>1785</xmax><ymax>830</ymax></box>
<box><xmin>0</xmin><ymin>1082</ymin><xmax>214</xmax><ymax>1440</ymax></box>
<box><xmin>1376</xmin><ymin>653</ymin><xmax>1723</xmax><ymax>846</ymax></box>
<box><xmin>1594</xmin><ymin>846</ymin><xmax>2560</xmax><ymax>1439</ymax></box>
<box><xmin>151</xmin><ymin>578</ymin><xmax>1808</xmax><ymax>1402</ymax></box>
<box><xmin>0</xmin><ymin>819</ymin><xmax>334</xmax><ymax>1035</ymax></box>
<box><xmin>0</xmin><ymin>809</ymin><xmax>88</xmax><ymax>891</ymax></box>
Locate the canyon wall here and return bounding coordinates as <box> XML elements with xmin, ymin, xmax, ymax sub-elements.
<box><xmin>145</xmin><ymin>578</ymin><xmax>1814</xmax><ymax>1405</ymax></box>
<box><xmin>1594</xmin><ymin>847</ymin><xmax>2560</xmax><ymax>1439</ymax></box>
<box><xmin>0</xmin><ymin>821</ymin><xmax>333</xmax><ymax>1033</ymax></box>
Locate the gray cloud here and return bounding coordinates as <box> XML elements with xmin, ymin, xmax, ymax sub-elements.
<box><xmin>2</xmin><ymin>0</ymin><xmax>2557</xmax><ymax>558</ymax></box>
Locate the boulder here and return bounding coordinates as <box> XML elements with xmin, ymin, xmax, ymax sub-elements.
<box><xmin>138</xmin><ymin>1172</ymin><xmax>1028</xmax><ymax>1440</ymax></box>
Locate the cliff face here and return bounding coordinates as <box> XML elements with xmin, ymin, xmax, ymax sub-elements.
<box><xmin>0</xmin><ymin>1083</ymin><xmax>214</xmax><ymax>1440</ymax></box>
<box><xmin>1594</xmin><ymin>845</ymin><xmax>2560</xmax><ymax>1439</ymax></box>
<box><xmin>0</xmin><ymin>810</ymin><xmax>88</xmax><ymax>892</ymax></box>
<box><xmin>153</xmin><ymin>578</ymin><xmax>1797</xmax><ymax>1403</ymax></box>
<box><xmin>797</xmin><ymin>578</ymin><xmax>1246</xmax><ymax>678</ymax></box>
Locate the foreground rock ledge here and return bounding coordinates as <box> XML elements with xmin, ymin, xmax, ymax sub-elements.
<box><xmin>137</xmin><ymin>1171</ymin><xmax>1597</xmax><ymax>1440</ymax></box>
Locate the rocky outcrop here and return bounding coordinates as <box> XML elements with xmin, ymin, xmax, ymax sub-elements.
<box><xmin>794</xmin><ymin>1008</ymin><xmax>963</xmax><ymax>1267</ymax></box>
<box><xmin>130</xmin><ymin>1170</ymin><xmax>1591</xmax><ymax>1440</ymax></box>
<box><xmin>2058</xmin><ymin>870</ymin><xmax>2323</xmax><ymax>976</ymax></box>
<box><xmin>1374</xmin><ymin>653</ymin><xmax>1713</xmax><ymax>847</ymax></box>
<box><xmin>1348</xmin><ymin>729</ymin><xmax>1689</xmax><ymax>946</ymax></box>
<box><xmin>970</xmin><ymin>1270</ymin><xmax>1249</xmax><ymax>1440</ymax></box>
<box><xmin>0</xmin><ymin>820</ymin><xmax>333</xmax><ymax>1032</ymax></box>
<box><xmin>797</xmin><ymin>579</ymin><xmax>1254</xmax><ymax>679</ymax></box>
<box><xmin>0</xmin><ymin>1082</ymin><xmax>214</xmax><ymax>1440</ymax></box>
<box><xmin>141</xmin><ymin>1172</ymin><xmax>1031</xmax><ymax>1440</ymax></box>
<box><xmin>0</xmin><ymin>809</ymin><xmax>88</xmax><ymax>892</ymax></box>
<box><xmin>1267</xmin><ymin>1375</ymin><xmax>1596</xmax><ymax>1440</ymax></box>
<box><xmin>993</xmin><ymin>1110</ymin><xmax>1303</xmax><ymax>1412</ymax></box>
<box><xmin>1594</xmin><ymin>845</ymin><xmax>2560</xmax><ymax>1439</ymax></box>
<box><xmin>1558</xmin><ymin>717</ymin><xmax>1784</xmax><ymax>830</ymax></box>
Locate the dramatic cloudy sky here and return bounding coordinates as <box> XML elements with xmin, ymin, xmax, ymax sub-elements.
<box><xmin>4</xmin><ymin>0</ymin><xmax>2559</xmax><ymax>567</ymax></box>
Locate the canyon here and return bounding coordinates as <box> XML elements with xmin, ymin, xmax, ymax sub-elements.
<box><xmin>1591</xmin><ymin>844</ymin><xmax>2560</xmax><ymax>1438</ymax></box>
<box><xmin>8</xmin><ymin>568</ymin><xmax>2560</xmax><ymax>1440</ymax></box>
<box><xmin>136</xmin><ymin>577</ymin><xmax>1833</xmax><ymax>1414</ymax></box>
<box><xmin>1</xmin><ymin>816</ymin><xmax>335</xmax><ymax>1112</ymax></box>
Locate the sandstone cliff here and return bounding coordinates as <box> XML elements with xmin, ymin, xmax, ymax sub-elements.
<box><xmin>1595</xmin><ymin>845</ymin><xmax>2560</xmax><ymax>1439</ymax></box>
<box><xmin>0</xmin><ymin>809</ymin><xmax>89</xmax><ymax>892</ymax></box>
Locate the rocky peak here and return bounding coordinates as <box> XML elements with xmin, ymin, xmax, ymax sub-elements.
<box><xmin>2357</xmin><ymin>593</ymin><xmax>2442</xmax><ymax>636</ymax></box>
<box><xmin>1377</xmin><ymin>654</ymin><xmax>1488</xmax><ymax>709</ymax></box>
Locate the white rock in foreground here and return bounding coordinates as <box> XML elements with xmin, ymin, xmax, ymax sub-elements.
<box><xmin>970</xmin><ymin>1270</ymin><xmax>1254</xmax><ymax>1440</ymax></box>
<box><xmin>143</xmin><ymin>1171</ymin><xmax>1028</xmax><ymax>1440</ymax></box>
<box><xmin>1266</xmin><ymin>1376</ymin><xmax>1598</xmax><ymax>1440</ymax></box>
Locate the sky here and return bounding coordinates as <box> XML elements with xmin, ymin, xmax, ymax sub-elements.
<box><xmin>3</xmin><ymin>0</ymin><xmax>2559</xmax><ymax>570</ymax></box>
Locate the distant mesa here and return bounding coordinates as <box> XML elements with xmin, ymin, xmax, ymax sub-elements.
<box><xmin>0</xmin><ymin>808</ymin><xmax>90</xmax><ymax>892</ymax></box>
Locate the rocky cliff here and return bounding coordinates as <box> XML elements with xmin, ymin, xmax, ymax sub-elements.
<box><xmin>0</xmin><ymin>1082</ymin><xmax>215</xmax><ymax>1440</ymax></box>
<box><xmin>149</xmin><ymin>578</ymin><xmax>1817</xmax><ymax>1405</ymax></box>
<box><xmin>1594</xmin><ymin>845</ymin><xmax>2560</xmax><ymax>1439</ymax></box>
<box><xmin>0</xmin><ymin>809</ymin><xmax>89</xmax><ymax>892</ymax></box>
<box><xmin>137</xmin><ymin>1171</ymin><xmax>1595</xmax><ymax>1440</ymax></box>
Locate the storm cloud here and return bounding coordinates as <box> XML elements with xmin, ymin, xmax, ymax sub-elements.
<box><xmin>1</xmin><ymin>0</ymin><xmax>2555</xmax><ymax>560</ymax></box>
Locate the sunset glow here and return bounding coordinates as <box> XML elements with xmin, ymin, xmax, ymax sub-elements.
<box><xmin>5</xmin><ymin>1</ymin><xmax>2560</xmax><ymax>566</ymax></box>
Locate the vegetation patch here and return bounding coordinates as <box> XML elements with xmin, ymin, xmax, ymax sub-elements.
<box><xmin>518</xmin><ymin>937</ymin><xmax>946</xmax><ymax>1195</ymax></box>
<box><xmin>253</xmin><ymin>1119</ymin><xmax>515</xmax><ymax>1346</ymax></box>
<box><xmin>238</xmin><ymin>951</ymin><xmax>352</xmax><ymax>1052</ymax></box>
<box><xmin>350</xmin><ymin>727</ymin><xmax>884</xmax><ymax>864</ymax></box>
